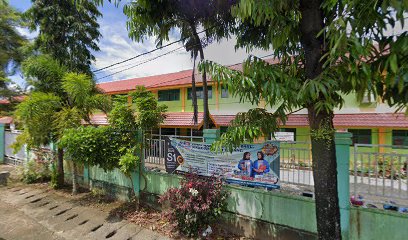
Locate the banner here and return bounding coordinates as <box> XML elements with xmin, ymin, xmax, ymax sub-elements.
<box><xmin>164</xmin><ymin>137</ymin><xmax>280</xmax><ymax>189</ymax></box>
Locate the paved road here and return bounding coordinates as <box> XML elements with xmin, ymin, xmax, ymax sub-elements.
<box><xmin>0</xmin><ymin>186</ymin><xmax>170</xmax><ymax>240</ymax></box>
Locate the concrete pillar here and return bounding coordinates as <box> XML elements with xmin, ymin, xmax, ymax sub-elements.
<box><xmin>203</xmin><ymin>129</ymin><xmax>220</xmax><ymax>144</ymax></box>
<box><xmin>132</xmin><ymin>129</ymin><xmax>144</xmax><ymax>197</ymax></box>
<box><xmin>0</xmin><ymin>123</ymin><xmax>5</xmax><ymax>164</ymax></box>
<box><xmin>335</xmin><ymin>132</ymin><xmax>352</xmax><ymax>240</ymax></box>
<box><xmin>83</xmin><ymin>164</ymin><xmax>90</xmax><ymax>188</ymax></box>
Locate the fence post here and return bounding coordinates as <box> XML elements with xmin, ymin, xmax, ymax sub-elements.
<box><xmin>203</xmin><ymin>129</ymin><xmax>220</xmax><ymax>144</ymax></box>
<box><xmin>335</xmin><ymin>132</ymin><xmax>352</xmax><ymax>240</ymax></box>
<box><xmin>131</xmin><ymin>130</ymin><xmax>144</xmax><ymax>198</ymax></box>
<box><xmin>83</xmin><ymin>164</ymin><xmax>90</xmax><ymax>188</ymax></box>
<box><xmin>0</xmin><ymin>123</ymin><xmax>5</xmax><ymax>164</ymax></box>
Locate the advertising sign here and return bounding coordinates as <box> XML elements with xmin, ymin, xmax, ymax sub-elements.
<box><xmin>164</xmin><ymin>137</ymin><xmax>280</xmax><ymax>189</ymax></box>
<box><xmin>272</xmin><ymin>132</ymin><xmax>295</xmax><ymax>141</ymax></box>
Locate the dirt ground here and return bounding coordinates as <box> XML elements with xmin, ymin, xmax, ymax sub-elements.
<box><xmin>0</xmin><ymin>164</ymin><xmax>249</xmax><ymax>240</ymax></box>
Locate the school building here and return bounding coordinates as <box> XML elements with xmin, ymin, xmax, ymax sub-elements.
<box><xmin>93</xmin><ymin>66</ymin><xmax>408</xmax><ymax>150</ymax></box>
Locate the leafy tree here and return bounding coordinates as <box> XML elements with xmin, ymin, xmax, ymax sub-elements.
<box><xmin>15</xmin><ymin>56</ymin><xmax>110</xmax><ymax>192</ymax></box>
<box><xmin>200</xmin><ymin>1</ymin><xmax>407</xmax><ymax>239</ymax></box>
<box><xmin>25</xmin><ymin>0</ymin><xmax>101</xmax><ymax>75</ymax></box>
<box><xmin>0</xmin><ymin>0</ymin><xmax>27</xmax><ymax>114</ymax></box>
<box><xmin>122</xmin><ymin>0</ymin><xmax>234</xmax><ymax>128</ymax></box>
<box><xmin>60</xmin><ymin>87</ymin><xmax>166</xmax><ymax>197</ymax></box>
<box><xmin>21</xmin><ymin>0</ymin><xmax>103</xmax><ymax>190</ymax></box>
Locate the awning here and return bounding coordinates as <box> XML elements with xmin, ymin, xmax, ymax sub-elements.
<box><xmin>211</xmin><ymin>113</ymin><xmax>408</xmax><ymax>128</ymax></box>
<box><xmin>84</xmin><ymin>114</ymin><xmax>108</xmax><ymax>125</ymax></box>
<box><xmin>161</xmin><ymin>112</ymin><xmax>204</xmax><ymax>129</ymax></box>
<box><xmin>86</xmin><ymin>112</ymin><xmax>205</xmax><ymax>129</ymax></box>
<box><xmin>0</xmin><ymin>116</ymin><xmax>13</xmax><ymax>124</ymax></box>
<box><xmin>86</xmin><ymin>112</ymin><xmax>408</xmax><ymax>128</ymax></box>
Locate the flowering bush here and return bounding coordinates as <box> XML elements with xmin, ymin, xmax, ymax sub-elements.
<box><xmin>159</xmin><ymin>173</ymin><xmax>229</xmax><ymax>237</ymax></box>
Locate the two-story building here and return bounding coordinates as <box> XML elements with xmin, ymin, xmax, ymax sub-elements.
<box><xmin>94</xmin><ymin>66</ymin><xmax>408</xmax><ymax>151</ymax></box>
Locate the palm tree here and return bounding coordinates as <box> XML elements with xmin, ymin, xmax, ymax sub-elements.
<box><xmin>123</xmin><ymin>0</ymin><xmax>234</xmax><ymax>128</ymax></box>
<box><xmin>16</xmin><ymin>56</ymin><xmax>111</xmax><ymax>194</ymax></box>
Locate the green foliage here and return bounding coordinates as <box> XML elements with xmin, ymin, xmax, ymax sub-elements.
<box><xmin>0</xmin><ymin>0</ymin><xmax>27</xmax><ymax>75</ymax></box>
<box><xmin>14</xmin><ymin>92</ymin><xmax>61</xmax><ymax>147</ymax></box>
<box><xmin>16</xmin><ymin>56</ymin><xmax>111</xmax><ymax>150</ymax></box>
<box><xmin>119</xmin><ymin>148</ymin><xmax>140</xmax><ymax>178</ymax></box>
<box><xmin>25</xmin><ymin>0</ymin><xmax>101</xmax><ymax>74</ymax></box>
<box><xmin>123</xmin><ymin>0</ymin><xmax>234</xmax><ymax>50</ymax></box>
<box><xmin>20</xmin><ymin>160</ymin><xmax>51</xmax><ymax>184</ymax></box>
<box><xmin>211</xmin><ymin>108</ymin><xmax>283</xmax><ymax>153</ymax></box>
<box><xmin>0</xmin><ymin>1</ymin><xmax>27</xmax><ymax>114</ymax></box>
<box><xmin>159</xmin><ymin>173</ymin><xmax>229</xmax><ymax>237</ymax></box>
<box><xmin>200</xmin><ymin>0</ymin><xmax>408</xmax><ymax>150</ymax></box>
<box><xmin>130</xmin><ymin>86</ymin><xmax>167</xmax><ymax>131</ymax></box>
<box><xmin>60</xmin><ymin>126</ymin><xmax>119</xmax><ymax>170</ymax></box>
<box><xmin>22</xmin><ymin>55</ymin><xmax>67</xmax><ymax>96</ymax></box>
<box><xmin>60</xmin><ymin>87</ymin><xmax>165</xmax><ymax>172</ymax></box>
<box><xmin>50</xmin><ymin>162</ymin><xmax>59</xmax><ymax>189</ymax></box>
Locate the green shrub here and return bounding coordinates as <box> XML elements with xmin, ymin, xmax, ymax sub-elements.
<box><xmin>20</xmin><ymin>160</ymin><xmax>51</xmax><ymax>184</ymax></box>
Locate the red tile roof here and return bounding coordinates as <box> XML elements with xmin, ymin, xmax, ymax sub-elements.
<box><xmin>0</xmin><ymin>116</ymin><xmax>13</xmax><ymax>124</ymax></box>
<box><xmin>334</xmin><ymin>113</ymin><xmax>408</xmax><ymax>128</ymax></box>
<box><xmin>86</xmin><ymin>112</ymin><xmax>205</xmax><ymax>128</ymax></box>
<box><xmin>212</xmin><ymin>113</ymin><xmax>408</xmax><ymax>128</ymax></box>
<box><xmin>85</xmin><ymin>112</ymin><xmax>408</xmax><ymax>128</ymax></box>
<box><xmin>161</xmin><ymin>112</ymin><xmax>204</xmax><ymax>128</ymax></box>
<box><xmin>0</xmin><ymin>96</ymin><xmax>26</xmax><ymax>105</ymax></box>
<box><xmin>212</xmin><ymin>115</ymin><xmax>236</xmax><ymax>127</ymax></box>
<box><xmin>97</xmin><ymin>70</ymin><xmax>201</xmax><ymax>94</ymax></box>
<box><xmin>96</xmin><ymin>58</ymin><xmax>281</xmax><ymax>94</ymax></box>
<box><xmin>83</xmin><ymin>114</ymin><xmax>109</xmax><ymax>125</ymax></box>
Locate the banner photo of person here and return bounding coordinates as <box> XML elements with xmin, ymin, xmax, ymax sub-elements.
<box><xmin>164</xmin><ymin>137</ymin><xmax>280</xmax><ymax>189</ymax></box>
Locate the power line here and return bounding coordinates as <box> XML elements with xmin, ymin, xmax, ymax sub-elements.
<box><xmin>146</xmin><ymin>53</ymin><xmax>277</xmax><ymax>88</ymax></box>
<box><xmin>96</xmin><ymin>46</ymin><xmax>185</xmax><ymax>81</ymax></box>
<box><xmin>95</xmin><ymin>39</ymin><xmax>215</xmax><ymax>81</ymax></box>
<box><xmin>92</xmin><ymin>26</ymin><xmax>217</xmax><ymax>73</ymax></box>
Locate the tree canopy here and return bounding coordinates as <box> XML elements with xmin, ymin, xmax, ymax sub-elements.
<box><xmin>200</xmin><ymin>1</ymin><xmax>407</xmax><ymax>239</ymax></box>
<box><xmin>0</xmin><ymin>0</ymin><xmax>27</xmax><ymax>114</ymax></box>
<box><xmin>122</xmin><ymin>0</ymin><xmax>235</xmax><ymax>128</ymax></box>
<box><xmin>25</xmin><ymin>0</ymin><xmax>101</xmax><ymax>75</ymax></box>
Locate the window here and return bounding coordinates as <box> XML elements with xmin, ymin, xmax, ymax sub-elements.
<box><xmin>221</xmin><ymin>87</ymin><xmax>229</xmax><ymax>98</ymax></box>
<box><xmin>220</xmin><ymin>127</ymin><xmax>229</xmax><ymax>135</ymax></box>
<box><xmin>392</xmin><ymin>130</ymin><xmax>408</xmax><ymax>146</ymax></box>
<box><xmin>158</xmin><ymin>89</ymin><xmax>180</xmax><ymax>101</ymax></box>
<box><xmin>349</xmin><ymin>129</ymin><xmax>372</xmax><ymax>145</ymax></box>
<box><xmin>111</xmin><ymin>94</ymin><xmax>128</xmax><ymax>104</ymax></box>
<box><xmin>187</xmin><ymin>86</ymin><xmax>212</xmax><ymax>99</ymax></box>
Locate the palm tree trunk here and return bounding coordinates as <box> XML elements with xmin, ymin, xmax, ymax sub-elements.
<box><xmin>72</xmin><ymin>162</ymin><xmax>78</xmax><ymax>195</ymax></box>
<box><xmin>191</xmin><ymin>53</ymin><xmax>198</xmax><ymax>125</ymax></box>
<box><xmin>190</xmin><ymin>25</ymin><xmax>210</xmax><ymax>129</ymax></box>
<box><xmin>198</xmin><ymin>43</ymin><xmax>210</xmax><ymax>129</ymax></box>
<box><xmin>57</xmin><ymin>147</ymin><xmax>64</xmax><ymax>187</ymax></box>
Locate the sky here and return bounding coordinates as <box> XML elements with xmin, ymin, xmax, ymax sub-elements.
<box><xmin>9</xmin><ymin>0</ymin><xmax>269</xmax><ymax>88</ymax></box>
<box><xmin>9</xmin><ymin>1</ymin><xmax>408</xmax><ymax>89</ymax></box>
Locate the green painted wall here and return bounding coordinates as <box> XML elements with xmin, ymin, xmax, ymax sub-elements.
<box><xmin>142</xmin><ymin>172</ymin><xmax>182</xmax><ymax>195</ymax></box>
<box><xmin>225</xmin><ymin>184</ymin><xmax>317</xmax><ymax>234</ymax></box>
<box><xmin>142</xmin><ymin>171</ymin><xmax>408</xmax><ymax>240</ymax></box>
<box><xmin>142</xmin><ymin>171</ymin><xmax>317</xmax><ymax>233</ymax></box>
<box><xmin>0</xmin><ymin>123</ymin><xmax>4</xmax><ymax>164</ymax></box>
<box><xmin>340</xmin><ymin>92</ymin><xmax>377</xmax><ymax>109</ymax></box>
<box><xmin>90</xmin><ymin>166</ymin><xmax>132</xmax><ymax>188</ymax></box>
<box><xmin>218</xmin><ymin>94</ymin><xmax>257</xmax><ymax>112</ymax></box>
<box><xmin>77</xmin><ymin>166</ymin><xmax>408</xmax><ymax>239</ymax></box>
<box><xmin>156</xmin><ymin>99</ymin><xmax>182</xmax><ymax>112</ymax></box>
<box><xmin>185</xmin><ymin>97</ymin><xmax>217</xmax><ymax>112</ymax></box>
<box><xmin>349</xmin><ymin>207</ymin><xmax>408</xmax><ymax>240</ymax></box>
